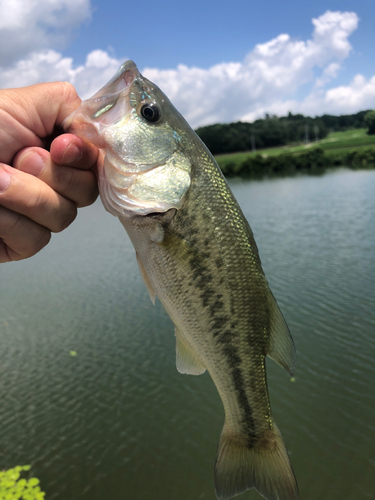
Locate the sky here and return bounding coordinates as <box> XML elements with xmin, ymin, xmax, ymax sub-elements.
<box><xmin>0</xmin><ymin>0</ymin><xmax>374</xmax><ymax>128</ymax></box>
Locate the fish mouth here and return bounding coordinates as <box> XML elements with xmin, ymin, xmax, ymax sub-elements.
<box><xmin>63</xmin><ymin>60</ymin><xmax>140</xmax><ymax>144</ymax></box>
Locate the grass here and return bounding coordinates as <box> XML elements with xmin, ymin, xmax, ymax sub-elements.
<box><xmin>215</xmin><ymin>128</ymin><xmax>375</xmax><ymax>170</ymax></box>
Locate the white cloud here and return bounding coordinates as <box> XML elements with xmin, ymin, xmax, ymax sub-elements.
<box><xmin>315</xmin><ymin>62</ymin><xmax>341</xmax><ymax>88</ymax></box>
<box><xmin>264</xmin><ymin>74</ymin><xmax>375</xmax><ymax>119</ymax></box>
<box><xmin>143</xmin><ymin>10</ymin><xmax>361</xmax><ymax>127</ymax></box>
<box><xmin>0</xmin><ymin>50</ymin><xmax>75</xmax><ymax>88</ymax></box>
<box><xmin>0</xmin><ymin>0</ymin><xmax>91</xmax><ymax>66</ymax></box>
<box><xmin>311</xmin><ymin>10</ymin><xmax>358</xmax><ymax>59</ymax></box>
<box><xmin>0</xmin><ymin>7</ymin><xmax>373</xmax><ymax>128</ymax></box>
<box><xmin>72</xmin><ymin>50</ymin><xmax>124</xmax><ymax>99</ymax></box>
<box><xmin>323</xmin><ymin>74</ymin><xmax>375</xmax><ymax>112</ymax></box>
<box><xmin>0</xmin><ymin>48</ymin><xmax>123</xmax><ymax>99</ymax></box>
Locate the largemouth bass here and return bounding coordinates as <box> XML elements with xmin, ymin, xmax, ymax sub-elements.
<box><xmin>64</xmin><ymin>61</ymin><xmax>299</xmax><ymax>500</ymax></box>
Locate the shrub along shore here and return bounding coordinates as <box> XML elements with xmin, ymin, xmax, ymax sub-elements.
<box><xmin>216</xmin><ymin>146</ymin><xmax>375</xmax><ymax>178</ymax></box>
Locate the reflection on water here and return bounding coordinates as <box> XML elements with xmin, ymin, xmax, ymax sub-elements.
<box><xmin>1</xmin><ymin>169</ymin><xmax>375</xmax><ymax>499</ymax></box>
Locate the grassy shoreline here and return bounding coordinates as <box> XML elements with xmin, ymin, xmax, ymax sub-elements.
<box><xmin>215</xmin><ymin>128</ymin><xmax>375</xmax><ymax>177</ymax></box>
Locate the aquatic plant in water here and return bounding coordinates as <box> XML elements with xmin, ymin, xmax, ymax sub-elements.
<box><xmin>0</xmin><ymin>465</ymin><xmax>45</xmax><ymax>500</ymax></box>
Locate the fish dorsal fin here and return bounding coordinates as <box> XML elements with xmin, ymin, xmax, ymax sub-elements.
<box><xmin>267</xmin><ymin>291</ymin><xmax>296</xmax><ymax>375</ymax></box>
<box><xmin>175</xmin><ymin>327</ymin><xmax>206</xmax><ymax>375</ymax></box>
<box><xmin>136</xmin><ymin>252</ymin><xmax>156</xmax><ymax>305</ymax></box>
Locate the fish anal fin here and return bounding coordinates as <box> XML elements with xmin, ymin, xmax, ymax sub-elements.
<box><xmin>136</xmin><ymin>252</ymin><xmax>156</xmax><ymax>305</ymax></box>
<box><xmin>267</xmin><ymin>291</ymin><xmax>296</xmax><ymax>375</ymax></box>
<box><xmin>215</xmin><ymin>421</ymin><xmax>299</xmax><ymax>500</ymax></box>
<box><xmin>175</xmin><ymin>327</ymin><xmax>206</xmax><ymax>375</ymax></box>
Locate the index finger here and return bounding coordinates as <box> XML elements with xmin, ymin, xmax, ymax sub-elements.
<box><xmin>13</xmin><ymin>145</ymin><xmax>99</xmax><ymax>208</ymax></box>
<box><xmin>50</xmin><ymin>134</ymin><xmax>99</xmax><ymax>171</ymax></box>
<box><xmin>0</xmin><ymin>82</ymin><xmax>82</xmax><ymax>165</ymax></box>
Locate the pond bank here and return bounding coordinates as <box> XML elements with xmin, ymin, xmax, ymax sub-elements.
<box><xmin>217</xmin><ymin>146</ymin><xmax>375</xmax><ymax>178</ymax></box>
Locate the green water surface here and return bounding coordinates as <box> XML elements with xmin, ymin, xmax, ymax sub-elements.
<box><xmin>1</xmin><ymin>169</ymin><xmax>374</xmax><ymax>499</ymax></box>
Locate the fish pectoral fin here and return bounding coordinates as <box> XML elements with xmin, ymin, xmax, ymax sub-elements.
<box><xmin>267</xmin><ymin>291</ymin><xmax>296</xmax><ymax>375</ymax></box>
<box><xmin>136</xmin><ymin>252</ymin><xmax>156</xmax><ymax>305</ymax></box>
<box><xmin>214</xmin><ymin>420</ymin><xmax>299</xmax><ymax>500</ymax></box>
<box><xmin>175</xmin><ymin>327</ymin><xmax>206</xmax><ymax>376</ymax></box>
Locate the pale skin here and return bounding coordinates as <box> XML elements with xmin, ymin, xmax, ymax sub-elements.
<box><xmin>0</xmin><ymin>82</ymin><xmax>100</xmax><ymax>263</ymax></box>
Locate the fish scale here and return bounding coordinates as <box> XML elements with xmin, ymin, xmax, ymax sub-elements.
<box><xmin>64</xmin><ymin>60</ymin><xmax>298</xmax><ymax>500</ymax></box>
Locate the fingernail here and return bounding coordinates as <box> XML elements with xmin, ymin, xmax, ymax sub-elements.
<box><xmin>0</xmin><ymin>169</ymin><xmax>10</xmax><ymax>192</ymax></box>
<box><xmin>61</xmin><ymin>143</ymin><xmax>82</xmax><ymax>165</ymax></box>
<box><xmin>19</xmin><ymin>151</ymin><xmax>45</xmax><ymax>176</ymax></box>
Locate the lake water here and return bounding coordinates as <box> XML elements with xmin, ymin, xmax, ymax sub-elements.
<box><xmin>1</xmin><ymin>168</ymin><xmax>374</xmax><ymax>500</ymax></box>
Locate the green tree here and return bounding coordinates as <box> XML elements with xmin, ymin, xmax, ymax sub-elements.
<box><xmin>364</xmin><ymin>110</ymin><xmax>375</xmax><ymax>135</ymax></box>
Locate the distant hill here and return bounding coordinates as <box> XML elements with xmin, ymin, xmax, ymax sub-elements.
<box><xmin>195</xmin><ymin>110</ymin><xmax>371</xmax><ymax>156</ymax></box>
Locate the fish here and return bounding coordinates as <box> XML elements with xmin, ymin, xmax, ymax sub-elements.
<box><xmin>63</xmin><ymin>60</ymin><xmax>299</xmax><ymax>500</ymax></box>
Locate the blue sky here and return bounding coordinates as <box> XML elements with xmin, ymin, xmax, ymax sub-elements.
<box><xmin>74</xmin><ymin>0</ymin><xmax>375</xmax><ymax>77</ymax></box>
<box><xmin>0</xmin><ymin>0</ymin><xmax>374</xmax><ymax>128</ymax></box>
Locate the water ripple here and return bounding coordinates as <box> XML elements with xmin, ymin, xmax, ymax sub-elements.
<box><xmin>1</xmin><ymin>171</ymin><xmax>375</xmax><ymax>499</ymax></box>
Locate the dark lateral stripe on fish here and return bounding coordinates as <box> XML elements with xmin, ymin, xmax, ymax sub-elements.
<box><xmin>210</xmin><ymin>296</ymin><xmax>225</xmax><ymax>314</ymax></box>
<box><xmin>182</xmin><ymin>237</ymin><xmax>259</xmax><ymax>444</ymax></box>
<box><xmin>219</xmin><ymin>343</ymin><xmax>258</xmax><ymax>446</ymax></box>
<box><xmin>212</xmin><ymin>317</ymin><xmax>230</xmax><ymax>333</ymax></box>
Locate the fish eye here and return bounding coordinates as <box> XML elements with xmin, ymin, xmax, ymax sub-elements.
<box><xmin>140</xmin><ymin>103</ymin><xmax>160</xmax><ymax>123</ymax></box>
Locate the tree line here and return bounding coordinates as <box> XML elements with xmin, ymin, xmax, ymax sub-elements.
<box><xmin>195</xmin><ymin>110</ymin><xmax>372</xmax><ymax>156</ymax></box>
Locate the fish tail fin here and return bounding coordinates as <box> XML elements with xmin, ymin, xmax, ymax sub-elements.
<box><xmin>214</xmin><ymin>421</ymin><xmax>299</xmax><ymax>500</ymax></box>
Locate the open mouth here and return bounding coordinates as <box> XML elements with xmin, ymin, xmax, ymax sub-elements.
<box><xmin>63</xmin><ymin>61</ymin><xmax>141</xmax><ymax>144</ymax></box>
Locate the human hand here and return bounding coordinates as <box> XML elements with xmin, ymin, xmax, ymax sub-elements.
<box><xmin>0</xmin><ymin>83</ymin><xmax>100</xmax><ymax>263</ymax></box>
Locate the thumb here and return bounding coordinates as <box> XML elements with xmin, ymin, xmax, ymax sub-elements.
<box><xmin>1</xmin><ymin>81</ymin><xmax>82</xmax><ymax>138</ymax></box>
